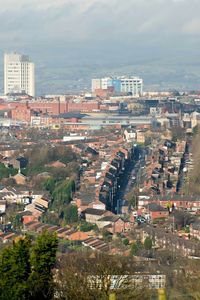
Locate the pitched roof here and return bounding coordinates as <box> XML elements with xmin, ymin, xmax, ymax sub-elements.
<box><xmin>146</xmin><ymin>203</ymin><xmax>167</xmax><ymax>212</ymax></box>
<box><xmin>98</xmin><ymin>215</ymin><xmax>120</xmax><ymax>222</ymax></box>
<box><xmin>191</xmin><ymin>222</ymin><xmax>200</xmax><ymax>231</ymax></box>
<box><xmin>83</xmin><ymin>208</ymin><xmax>106</xmax><ymax>216</ymax></box>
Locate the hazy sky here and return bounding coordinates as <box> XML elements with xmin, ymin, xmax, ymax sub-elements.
<box><xmin>0</xmin><ymin>0</ymin><xmax>200</xmax><ymax>92</ymax></box>
<box><xmin>1</xmin><ymin>0</ymin><xmax>199</xmax><ymax>55</ymax></box>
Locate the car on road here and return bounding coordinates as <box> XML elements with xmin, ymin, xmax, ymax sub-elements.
<box><xmin>136</xmin><ymin>216</ymin><xmax>147</xmax><ymax>224</ymax></box>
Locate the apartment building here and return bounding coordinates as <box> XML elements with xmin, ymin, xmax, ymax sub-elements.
<box><xmin>92</xmin><ymin>76</ymin><xmax>143</xmax><ymax>96</ymax></box>
<box><xmin>4</xmin><ymin>52</ymin><xmax>35</xmax><ymax>97</ymax></box>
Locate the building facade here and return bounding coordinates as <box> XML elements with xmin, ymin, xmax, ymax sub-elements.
<box><xmin>92</xmin><ymin>76</ymin><xmax>143</xmax><ymax>96</ymax></box>
<box><xmin>4</xmin><ymin>52</ymin><xmax>35</xmax><ymax>97</ymax></box>
<box><xmin>119</xmin><ymin>76</ymin><xmax>143</xmax><ymax>96</ymax></box>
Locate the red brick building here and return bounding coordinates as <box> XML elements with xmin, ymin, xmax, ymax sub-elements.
<box><xmin>145</xmin><ymin>203</ymin><xmax>169</xmax><ymax>220</ymax></box>
<box><xmin>9</xmin><ymin>103</ymin><xmax>32</xmax><ymax>122</ymax></box>
<box><xmin>6</xmin><ymin>101</ymin><xmax>100</xmax><ymax>116</ymax></box>
<box><xmin>138</xmin><ymin>195</ymin><xmax>200</xmax><ymax>211</ymax></box>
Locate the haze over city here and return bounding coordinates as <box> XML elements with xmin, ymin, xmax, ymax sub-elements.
<box><xmin>0</xmin><ymin>0</ymin><xmax>200</xmax><ymax>94</ymax></box>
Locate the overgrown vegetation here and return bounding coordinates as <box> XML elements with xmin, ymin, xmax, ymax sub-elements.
<box><xmin>23</xmin><ymin>145</ymin><xmax>80</xmax><ymax>226</ymax></box>
<box><xmin>131</xmin><ymin>238</ymin><xmax>153</xmax><ymax>256</ymax></box>
<box><xmin>0</xmin><ymin>163</ymin><xmax>18</xmax><ymax>180</ymax></box>
<box><xmin>1</xmin><ymin>232</ymin><xmax>200</xmax><ymax>299</ymax></box>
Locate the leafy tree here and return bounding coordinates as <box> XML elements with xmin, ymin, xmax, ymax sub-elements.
<box><xmin>52</xmin><ymin>179</ymin><xmax>75</xmax><ymax>211</ymax></box>
<box><xmin>102</xmin><ymin>230</ymin><xmax>112</xmax><ymax>242</ymax></box>
<box><xmin>40</xmin><ymin>211</ymin><xmax>60</xmax><ymax>226</ymax></box>
<box><xmin>0</xmin><ymin>163</ymin><xmax>18</xmax><ymax>180</ymax></box>
<box><xmin>123</xmin><ymin>238</ymin><xmax>129</xmax><ymax>246</ymax></box>
<box><xmin>43</xmin><ymin>177</ymin><xmax>55</xmax><ymax>194</ymax></box>
<box><xmin>61</xmin><ymin>205</ymin><xmax>78</xmax><ymax>224</ymax></box>
<box><xmin>144</xmin><ymin>237</ymin><xmax>152</xmax><ymax>251</ymax></box>
<box><xmin>25</xmin><ymin>145</ymin><xmax>79</xmax><ymax>172</ymax></box>
<box><xmin>80</xmin><ymin>221</ymin><xmax>97</xmax><ymax>232</ymax></box>
<box><xmin>0</xmin><ymin>232</ymin><xmax>58</xmax><ymax>300</ymax></box>
<box><xmin>28</xmin><ymin>231</ymin><xmax>58</xmax><ymax>300</ymax></box>
<box><xmin>131</xmin><ymin>240</ymin><xmax>143</xmax><ymax>256</ymax></box>
<box><xmin>0</xmin><ymin>236</ymin><xmax>31</xmax><ymax>300</ymax></box>
<box><xmin>11</xmin><ymin>214</ymin><xmax>23</xmax><ymax>230</ymax></box>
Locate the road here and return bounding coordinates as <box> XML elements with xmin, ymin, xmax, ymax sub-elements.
<box><xmin>114</xmin><ymin>146</ymin><xmax>147</xmax><ymax>214</ymax></box>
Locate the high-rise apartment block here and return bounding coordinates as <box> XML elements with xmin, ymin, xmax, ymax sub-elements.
<box><xmin>92</xmin><ymin>76</ymin><xmax>143</xmax><ymax>97</ymax></box>
<box><xmin>4</xmin><ymin>52</ymin><xmax>35</xmax><ymax>97</ymax></box>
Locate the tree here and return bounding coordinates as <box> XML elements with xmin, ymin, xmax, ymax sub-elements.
<box><xmin>126</xmin><ymin>192</ymin><xmax>137</xmax><ymax>210</ymax></box>
<box><xmin>29</xmin><ymin>231</ymin><xmax>58</xmax><ymax>300</ymax></box>
<box><xmin>0</xmin><ymin>232</ymin><xmax>58</xmax><ymax>300</ymax></box>
<box><xmin>0</xmin><ymin>163</ymin><xmax>18</xmax><ymax>180</ymax></box>
<box><xmin>80</xmin><ymin>221</ymin><xmax>97</xmax><ymax>232</ymax></box>
<box><xmin>123</xmin><ymin>238</ymin><xmax>129</xmax><ymax>246</ymax></box>
<box><xmin>166</xmin><ymin>259</ymin><xmax>200</xmax><ymax>299</ymax></box>
<box><xmin>43</xmin><ymin>177</ymin><xmax>55</xmax><ymax>194</ymax></box>
<box><xmin>40</xmin><ymin>211</ymin><xmax>60</xmax><ymax>226</ymax></box>
<box><xmin>11</xmin><ymin>214</ymin><xmax>23</xmax><ymax>230</ymax></box>
<box><xmin>61</xmin><ymin>205</ymin><xmax>78</xmax><ymax>224</ymax></box>
<box><xmin>56</xmin><ymin>252</ymin><xmax>151</xmax><ymax>300</ymax></box>
<box><xmin>131</xmin><ymin>241</ymin><xmax>143</xmax><ymax>256</ymax></box>
<box><xmin>52</xmin><ymin>179</ymin><xmax>75</xmax><ymax>210</ymax></box>
<box><xmin>173</xmin><ymin>211</ymin><xmax>194</xmax><ymax>228</ymax></box>
<box><xmin>25</xmin><ymin>145</ymin><xmax>79</xmax><ymax>173</ymax></box>
<box><xmin>0</xmin><ymin>236</ymin><xmax>31</xmax><ymax>300</ymax></box>
<box><xmin>102</xmin><ymin>230</ymin><xmax>113</xmax><ymax>242</ymax></box>
<box><xmin>144</xmin><ymin>237</ymin><xmax>152</xmax><ymax>251</ymax></box>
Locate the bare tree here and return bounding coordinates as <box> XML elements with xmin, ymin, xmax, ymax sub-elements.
<box><xmin>55</xmin><ymin>252</ymin><xmax>152</xmax><ymax>300</ymax></box>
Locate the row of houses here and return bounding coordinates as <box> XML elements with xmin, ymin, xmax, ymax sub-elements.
<box><xmin>24</xmin><ymin>220</ymin><xmax>88</xmax><ymax>241</ymax></box>
<box><xmin>23</xmin><ymin>220</ymin><xmax>111</xmax><ymax>252</ymax></box>
<box><xmin>98</xmin><ymin>147</ymin><xmax>132</xmax><ymax>211</ymax></box>
<box><xmin>138</xmin><ymin>195</ymin><xmax>200</xmax><ymax>211</ymax></box>
<box><xmin>190</xmin><ymin>222</ymin><xmax>200</xmax><ymax>240</ymax></box>
<box><xmin>74</xmin><ymin>135</ymin><xmax>134</xmax><ymax>215</ymax></box>
<box><xmin>141</xmin><ymin>225</ymin><xmax>200</xmax><ymax>257</ymax></box>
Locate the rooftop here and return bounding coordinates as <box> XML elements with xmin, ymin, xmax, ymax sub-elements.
<box><xmin>83</xmin><ymin>208</ymin><xmax>106</xmax><ymax>216</ymax></box>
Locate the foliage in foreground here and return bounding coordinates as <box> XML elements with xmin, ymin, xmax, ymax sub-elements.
<box><xmin>56</xmin><ymin>253</ymin><xmax>152</xmax><ymax>300</ymax></box>
<box><xmin>0</xmin><ymin>231</ymin><xmax>58</xmax><ymax>300</ymax></box>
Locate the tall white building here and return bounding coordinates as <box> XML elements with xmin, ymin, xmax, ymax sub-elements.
<box><xmin>92</xmin><ymin>78</ymin><xmax>102</xmax><ymax>92</ymax></box>
<box><xmin>119</xmin><ymin>76</ymin><xmax>143</xmax><ymax>96</ymax></box>
<box><xmin>4</xmin><ymin>52</ymin><xmax>35</xmax><ymax>97</ymax></box>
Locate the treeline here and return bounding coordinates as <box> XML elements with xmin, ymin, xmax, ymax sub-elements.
<box><xmin>1</xmin><ymin>233</ymin><xmax>200</xmax><ymax>300</ymax></box>
<box><xmin>0</xmin><ymin>234</ymin><xmax>151</xmax><ymax>300</ymax></box>
<box><xmin>41</xmin><ymin>178</ymin><xmax>78</xmax><ymax>225</ymax></box>
<box><xmin>23</xmin><ymin>144</ymin><xmax>80</xmax><ymax>178</ymax></box>
<box><xmin>0</xmin><ymin>231</ymin><xmax>58</xmax><ymax>300</ymax></box>
<box><xmin>22</xmin><ymin>145</ymin><xmax>80</xmax><ymax>225</ymax></box>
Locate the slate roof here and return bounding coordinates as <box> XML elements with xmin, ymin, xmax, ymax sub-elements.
<box><xmin>146</xmin><ymin>203</ymin><xmax>167</xmax><ymax>212</ymax></box>
<box><xmin>98</xmin><ymin>215</ymin><xmax>120</xmax><ymax>222</ymax></box>
<box><xmin>83</xmin><ymin>208</ymin><xmax>106</xmax><ymax>216</ymax></box>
